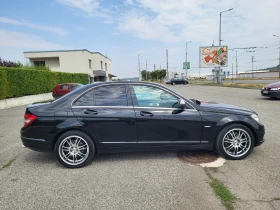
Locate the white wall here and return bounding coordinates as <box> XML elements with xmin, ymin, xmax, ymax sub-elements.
<box><xmin>24</xmin><ymin>51</ymin><xmax>112</xmax><ymax>79</ymax></box>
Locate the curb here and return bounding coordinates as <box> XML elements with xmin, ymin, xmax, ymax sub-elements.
<box><xmin>0</xmin><ymin>93</ymin><xmax>53</xmax><ymax>109</ymax></box>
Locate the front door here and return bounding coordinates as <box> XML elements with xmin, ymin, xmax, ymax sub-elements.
<box><xmin>129</xmin><ymin>85</ymin><xmax>202</xmax><ymax>145</ymax></box>
<box><xmin>72</xmin><ymin>84</ymin><xmax>137</xmax><ymax>147</ymax></box>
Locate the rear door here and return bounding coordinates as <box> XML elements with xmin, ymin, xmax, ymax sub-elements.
<box><xmin>72</xmin><ymin>84</ymin><xmax>137</xmax><ymax>147</ymax></box>
<box><xmin>129</xmin><ymin>85</ymin><xmax>202</xmax><ymax>145</ymax></box>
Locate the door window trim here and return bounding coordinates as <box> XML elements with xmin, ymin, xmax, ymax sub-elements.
<box><xmin>71</xmin><ymin>83</ymin><xmax>196</xmax><ymax>110</ymax></box>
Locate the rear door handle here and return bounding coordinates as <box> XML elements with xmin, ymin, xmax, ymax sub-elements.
<box><xmin>140</xmin><ymin>111</ymin><xmax>154</xmax><ymax>117</ymax></box>
<box><xmin>84</xmin><ymin>109</ymin><xmax>98</xmax><ymax>115</ymax></box>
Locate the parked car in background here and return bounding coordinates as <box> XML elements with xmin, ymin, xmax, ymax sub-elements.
<box><xmin>171</xmin><ymin>78</ymin><xmax>188</xmax><ymax>85</ymax></box>
<box><xmin>52</xmin><ymin>83</ymin><xmax>83</xmax><ymax>99</ymax></box>
<box><xmin>164</xmin><ymin>79</ymin><xmax>171</xmax><ymax>84</ymax></box>
<box><xmin>261</xmin><ymin>82</ymin><xmax>280</xmax><ymax>99</ymax></box>
<box><xmin>21</xmin><ymin>82</ymin><xmax>265</xmax><ymax>168</ymax></box>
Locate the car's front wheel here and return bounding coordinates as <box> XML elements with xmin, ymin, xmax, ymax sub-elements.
<box><xmin>55</xmin><ymin>130</ymin><xmax>95</xmax><ymax>168</ymax></box>
<box><xmin>215</xmin><ymin>124</ymin><xmax>255</xmax><ymax>160</ymax></box>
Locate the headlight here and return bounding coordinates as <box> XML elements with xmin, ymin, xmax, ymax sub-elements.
<box><xmin>270</xmin><ymin>87</ymin><xmax>280</xmax><ymax>91</ymax></box>
<box><xmin>261</xmin><ymin>87</ymin><xmax>264</xmax><ymax>90</ymax></box>
<box><xmin>251</xmin><ymin>114</ymin><xmax>260</xmax><ymax>122</ymax></box>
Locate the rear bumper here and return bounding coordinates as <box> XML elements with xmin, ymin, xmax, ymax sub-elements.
<box><xmin>21</xmin><ymin>136</ymin><xmax>52</xmax><ymax>153</ymax></box>
<box><xmin>261</xmin><ymin>90</ymin><xmax>280</xmax><ymax>98</ymax></box>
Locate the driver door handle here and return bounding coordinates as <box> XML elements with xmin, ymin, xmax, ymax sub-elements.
<box><xmin>140</xmin><ymin>111</ymin><xmax>154</xmax><ymax>117</ymax></box>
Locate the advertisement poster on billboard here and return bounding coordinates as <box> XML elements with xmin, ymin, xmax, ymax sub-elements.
<box><xmin>199</xmin><ymin>46</ymin><xmax>228</xmax><ymax>68</ymax></box>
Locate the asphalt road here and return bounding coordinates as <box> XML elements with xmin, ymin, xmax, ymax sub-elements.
<box><xmin>0</xmin><ymin>85</ymin><xmax>280</xmax><ymax>210</ymax></box>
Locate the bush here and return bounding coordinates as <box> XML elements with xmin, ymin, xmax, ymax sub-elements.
<box><xmin>0</xmin><ymin>67</ymin><xmax>88</xmax><ymax>100</ymax></box>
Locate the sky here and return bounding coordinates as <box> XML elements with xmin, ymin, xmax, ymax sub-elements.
<box><xmin>0</xmin><ymin>0</ymin><xmax>280</xmax><ymax>78</ymax></box>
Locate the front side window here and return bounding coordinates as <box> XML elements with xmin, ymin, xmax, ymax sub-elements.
<box><xmin>94</xmin><ymin>85</ymin><xmax>128</xmax><ymax>106</ymax></box>
<box><xmin>131</xmin><ymin>85</ymin><xmax>178</xmax><ymax>108</ymax></box>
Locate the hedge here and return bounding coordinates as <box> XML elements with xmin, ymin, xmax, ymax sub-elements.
<box><xmin>0</xmin><ymin>67</ymin><xmax>88</xmax><ymax>100</ymax></box>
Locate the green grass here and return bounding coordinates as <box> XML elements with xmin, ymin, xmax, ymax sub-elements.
<box><xmin>199</xmin><ymin>82</ymin><xmax>266</xmax><ymax>89</ymax></box>
<box><xmin>0</xmin><ymin>158</ymin><xmax>16</xmax><ymax>171</ymax></box>
<box><xmin>205</xmin><ymin>169</ymin><xmax>237</xmax><ymax>210</ymax></box>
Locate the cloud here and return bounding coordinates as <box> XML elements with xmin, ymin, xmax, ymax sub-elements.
<box><xmin>57</xmin><ymin>0</ymin><xmax>114</xmax><ymax>22</ymax></box>
<box><xmin>0</xmin><ymin>29</ymin><xmax>66</xmax><ymax>49</ymax></box>
<box><xmin>0</xmin><ymin>17</ymin><xmax>67</xmax><ymax>36</ymax></box>
<box><xmin>115</xmin><ymin>0</ymin><xmax>280</xmax><ymax>46</ymax></box>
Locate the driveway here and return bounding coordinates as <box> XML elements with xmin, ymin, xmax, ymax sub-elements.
<box><xmin>0</xmin><ymin>84</ymin><xmax>279</xmax><ymax>209</ymax></box>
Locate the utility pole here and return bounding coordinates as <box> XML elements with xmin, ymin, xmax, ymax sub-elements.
<box><xmin>232</xmin><ymin>63</ymin><xmax>233</xmax><ymax>83</ymax></box>
<box><xmin>166</xmin><ymin>49</ymin><xmax>169</xmax><ymax>79</ymax></box>
<box><xmin>252</xmin><ymin>56</ymin><xmax>254</xmax><ymax>71</ymax></box>
<box><xmin>186</xmin><ymin>41</ymin><xmax>191</xmax><ymax>79</ymax></box>
<box><xmin>235</xmin><ymin>51</ymin><xmax>238</xmax><ymax>75</ymax></box>
<box><xmin>146</xmin><ymin>61</ymin><xmax>148</xmax><ymax>81</ymax></box>
<box><xmin>138</xmin><ymin>54</ymin><xmax>141</xmax><ymax>81</ymax></box>
<box><xmin>154</xmin><ymin>64</ymin><xmax>156</xmax><ymax>71</ymax></box>
<box><xmin>218</xmin><ymin>8</ymin><xmax>233</xmax><ymax>84</ymax></box>
<box><xmin>160</xmin><ymin>63</ymin><xmax>161</xmax><ymax>70</ymax></box>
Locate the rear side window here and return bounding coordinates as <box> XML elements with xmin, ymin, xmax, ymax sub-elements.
<box><xmin>74</xmin><ymin>90</ymin><xmax>94</xmax><ymax>106</ymax></box>
<box><xmin>94</xmin><ymin>85</ymin><xmax>128</xmax><ymax>106</ymax></box>
<box><xmin>60</xmin><ymin>84</ymin><xmax>69</xmax><ymax>90</ymax></box>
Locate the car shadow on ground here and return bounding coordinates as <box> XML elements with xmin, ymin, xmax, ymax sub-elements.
<box><xmin>258</xmin><ymin>97</ymin><xmax>280</xmax><ymax>101</ymax></box>
<box><xmin>22</xmin><ymin>150</ymin><xmax>220</xmax><ymax>167</ymax></box>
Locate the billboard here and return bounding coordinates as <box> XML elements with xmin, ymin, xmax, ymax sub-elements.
<box><xmin>199</xmin><ymin>46</ymin><xmax>228</xmax><ymax>68</ymax></box>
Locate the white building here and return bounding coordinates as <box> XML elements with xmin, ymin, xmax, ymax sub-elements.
<box><xmin>24</xmin><ymin>49</ymin><xmax>116</xmax><ymax>83</ymax></box>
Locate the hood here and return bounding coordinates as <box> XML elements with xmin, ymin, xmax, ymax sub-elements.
<box><xmin>200</xmin><ymin>101</ymin><xmax>254</xmax><ymax>115</ymax></box>
<box><xmin>264</xmin><ymin>81</ymin><xmax>280</xmax><ymax>89</ymax></box>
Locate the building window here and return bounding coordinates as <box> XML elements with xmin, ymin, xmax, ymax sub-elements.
<box><xmin>34</xmin><ymin>61</ymin><xmax>45</xmax><ymax>67</ymax></box>
<box><xmin>89</xmin><ymin>59</ymin><xmax>92</xmax><ymax>69</ymax></box>
<box><xmin>105</xmin><ymin>63</ymin><xmax>107</xmax><ymax>71</ymax></box>
<box><xmin>100</xmin><ymin>61</ymin><xmax>103</xmax><ymax>70</ymax></box>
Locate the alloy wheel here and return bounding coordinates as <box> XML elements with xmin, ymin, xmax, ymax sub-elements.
<box><xmin>58</xmin><ymin>135</ymin><xmax>90</xmax><ymax>166</ymax></box>
<box><xmin>222</xmin><ymin>128</ymin><xmax>251</xmax><ymax>158</ymax></box>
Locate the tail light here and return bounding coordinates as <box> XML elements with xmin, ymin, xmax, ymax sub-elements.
<box><xmin>24</xmin><ymin>114</ymin><xmax>37</xmax><ymax>127</ymax></box>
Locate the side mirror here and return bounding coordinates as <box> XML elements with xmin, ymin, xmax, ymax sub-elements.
<box><xmin>178</xmin><ymin>99</ymin><xmax>187</xmax><ymax>110</ymax></box>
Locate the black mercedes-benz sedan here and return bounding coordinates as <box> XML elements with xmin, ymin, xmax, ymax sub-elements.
<box><xmin>21</xmin><ymin>82</ymin><xmax>265</xmax><ymax>168</ymax></box>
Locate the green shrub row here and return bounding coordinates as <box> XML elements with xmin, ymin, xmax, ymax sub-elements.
<box><xmin>0</xmin><ymin>67</ymin><xmax>88</xmax><ymax>100</ymax></box>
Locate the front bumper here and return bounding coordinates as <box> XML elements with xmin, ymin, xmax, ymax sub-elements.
<box><xmin>261</xmin><ymin>90</ymin><xmax>280</xmax><ymax>98</ymax></box>
<box><xmin>255</xmin><ymin>124</ymin><xmax>265</xmax><ymax>147</ymax></box>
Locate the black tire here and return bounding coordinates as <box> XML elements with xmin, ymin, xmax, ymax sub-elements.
<box><xmin>55</xmin><ymin>130</ymin><xmax>95</xmax><ymax>168</ymax></box>
<box><xmin>215</xmin><ymin>124</ymin><xmax>255</xmax><ymax>160</ymax></box>
<box><xmin>54</xmin><ymin>94</ymin><xmax>61</xmax><ymax>100</ymax></box>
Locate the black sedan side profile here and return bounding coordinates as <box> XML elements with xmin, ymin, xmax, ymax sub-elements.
<box><xmin>21</xmin><ymin>82</ymin><xmax>265</xmax><ymax>168</ymax></box>
<box><xmin>171</xmin><ymin>78</ymin><xmax>188</xmax><ymax>85</ymax></box>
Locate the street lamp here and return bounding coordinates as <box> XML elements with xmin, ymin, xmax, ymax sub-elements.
<box><xmin>138</xmin><ymin>54</ymin><xmax>141</xmax><ymax>81</ymax></box>
<box><xmin>219</xmin><ymin>8</ymin><xmax>233</xmax><ymax>45</ymax></box>
<box><xmin>217</xmin><ymin>8</ymin><xmax>233</xmax><ymax>84</ymax></box>
<box><xmin>273</xmin><ymin>35</ymin><xmax>280</xmax><ymax>66</ymax></box>
<box><xmin>146</xmin><ymin>60</ymin><xmax>149</xmax><ymax>81</ymax></box>
<box><xmin>186</xmin><ymin>41</ymin><xmax>191</xmax><ymax>78</ymax></box>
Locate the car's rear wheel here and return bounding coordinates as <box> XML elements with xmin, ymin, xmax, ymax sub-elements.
<box><xmin>215</xmin><ymin>124</ymin><xmax>255</xmax><ymax>160</ymax></box>
<box><xmin>55</xmin><ymin>131</ymin><xmax>95</xmax><ymax>168</ymax></box>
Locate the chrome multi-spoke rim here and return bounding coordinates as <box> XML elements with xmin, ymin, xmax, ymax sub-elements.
<box><xmin>222</xmin><ymin>128</ymin><xmax>251</xmax><ymax>158</ymax></box>
<box><xmin>58</xmin><ymin>135</ymin><xmax>89</xmax><ymax>166</ymax></box>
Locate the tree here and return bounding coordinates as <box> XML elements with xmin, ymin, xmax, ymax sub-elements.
<box><xmin>141</xmin><ymin>70</ymin><xmax>151</xmax><ymax>80</ymax></box>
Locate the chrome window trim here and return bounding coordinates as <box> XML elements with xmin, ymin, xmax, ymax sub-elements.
<box><xmin>71</xmin><ymin>82</ymin><xmax>196</xmax><ymax>110</ymax></box>
<box><xmin>72</xmin><ymin>106</ymin><xmax>133</xmax><ymax>109</ymax></box>
<box><xmin>21</xmin><ymin>137</ymin><xmax>46</xmax><ymax>142</ymax></box>
<box><xmin>71</xmin><ymin>105</ymin><xmax>198</xmax><ymax>112</ymax></box>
